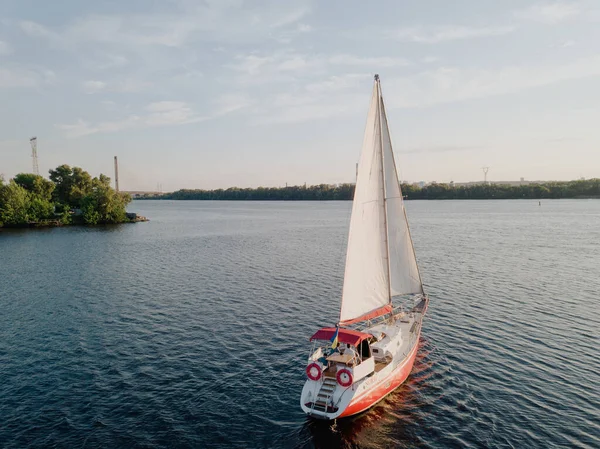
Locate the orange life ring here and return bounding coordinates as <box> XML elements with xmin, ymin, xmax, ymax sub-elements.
<box><xmin>336</xmin><ymin>368</ymin><xmax>353</xmax><ymax>387</ymax></box>
<box><xmin>306</xmin><ymin>362</ymin><xmax>322</xmax><ymax>381</ymax></box>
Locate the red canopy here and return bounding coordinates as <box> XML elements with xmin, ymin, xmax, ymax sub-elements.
<box><xmin>310</xmin><ymin>327</ymin><xmax>373</xmax><ymax>347</ymax></box>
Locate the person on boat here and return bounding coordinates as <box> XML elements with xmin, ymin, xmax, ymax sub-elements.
<box><xmin>338</xmin><ymin>344</ymin><xmax>359</xmax><ymax>366</ymax></box>
<box><xmin>318</xmin><ymin>344</ymin><xmax>341</xmax><ymax>366</ymax></box>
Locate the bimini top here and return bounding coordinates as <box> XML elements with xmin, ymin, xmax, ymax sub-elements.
<box><xmin>310</xmin><ymin>327</ymin><xmax>373</xmax><ymax>347</ymax></box>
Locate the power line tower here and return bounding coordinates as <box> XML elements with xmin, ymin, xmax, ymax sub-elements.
<box><xmin>482</xmin><ymin>166</ymin><xmax>490</xmax><ymax>184</ymax></box>
<box><xmin>30</xmin><ymin>137</ymin><xmax>39</xmax><ymax>175</ymax></box>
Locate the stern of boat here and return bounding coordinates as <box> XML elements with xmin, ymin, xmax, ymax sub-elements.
<box><xmin>300</xmin><ymin>374</ymin><xmax>354</xmax><ymax>420</ymax></box>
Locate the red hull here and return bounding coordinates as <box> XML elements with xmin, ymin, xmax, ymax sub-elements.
<box><xmin>338</xmin><ymin>333</ymin><xmax>420</xmax><ymax>418</ymax></box>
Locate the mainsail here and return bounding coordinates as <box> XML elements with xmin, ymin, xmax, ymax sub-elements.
<box><xmin>339</xmin><ymin>75</ymin><xmax>423</xmax><ymax>325</ymax></box>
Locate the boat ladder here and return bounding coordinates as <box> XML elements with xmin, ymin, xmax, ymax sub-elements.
<box><xmin>311</xmin><ymin>377</ymin><xmax>337</xmax><ymax>414</ymax></box>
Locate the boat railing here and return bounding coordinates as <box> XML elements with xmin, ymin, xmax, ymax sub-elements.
<box><xmin>356</xmin><ymin>295</ymin><xmax>424</xmax><ymax>330</ymax></box>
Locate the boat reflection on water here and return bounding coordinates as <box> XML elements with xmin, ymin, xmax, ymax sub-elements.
<box><xmin>298</xmin><ymin>339</ymin><xmax>441</xmax><ymax>449</ymax></box>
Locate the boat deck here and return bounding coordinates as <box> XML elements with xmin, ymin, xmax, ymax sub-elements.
<box><xmin>374</xmin><ymin>361</ymin><xmax>390</xmax><ymax>373</ymax></box>
<box><xmin>323</xmin><ymin>366</ymin><xmax>337</xmax><ymax>378</ymax></box>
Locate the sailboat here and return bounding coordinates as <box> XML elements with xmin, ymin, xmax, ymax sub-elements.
<box><xmin>300</xmin><ymin>75</ymin><xmax>429</xmax><ymax>419</ymax></box>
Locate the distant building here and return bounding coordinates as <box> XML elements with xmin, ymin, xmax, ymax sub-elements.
<box><xmin>124</xmin><ymin>191</ymin><xmax>163</xmax><ymax>198</ymax></box>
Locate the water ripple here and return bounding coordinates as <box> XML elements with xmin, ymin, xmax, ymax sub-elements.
<box><xmin>1</xmin><ymin>200</ymin><xmax>599</xmax><ymax>448</ymax></box>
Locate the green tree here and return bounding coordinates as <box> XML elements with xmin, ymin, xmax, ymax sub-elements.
<box><xmin>152</xmin><ymin>179</ymin><xmax>600</xmax><ymax>201</ymax></box>
<box><xmin>12</xmin><ymin>173</ymin><xmax>56</xmax><ymax>222</ymax></box>
<box><xmin>80</xmin><ymin>175</ymin><xmax>131</xmax><ymax>224</ymax></box>
<box><xmin>1</xmin><ymin>166</ymin><xmax>134</xmax><ymax>227</ymax></box>
<box><xmin>0</xmin><ymin>175</ymin><xmax>4</xmax><ymax>227</ymax></box>
<box><xmin>0</xmin><ymin>180</ymin><xmax>30</xmax><ymax>226</ymax></box>
<box><xmin>49</xmin><ymin>165</ymin><xmax>93</xmax><ymax>207</ymax></box>
<box><xmin>48</xmin><ymin>164</ymin><xmax>73</xmax><ymax>204</ymax></box>
<box><xmin>13</xmin><ymin>173</ymin><xmax>55</xmax><ymax>201</ymax></box>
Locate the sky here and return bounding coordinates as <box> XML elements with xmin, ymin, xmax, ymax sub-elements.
<box><xmin>1</xmin><ymin>0</ymin><xmax>599</xmax><ymax>191</ymax></box>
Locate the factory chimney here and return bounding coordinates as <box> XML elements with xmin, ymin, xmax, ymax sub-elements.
<box><xmin>114</xmin><ymin>156</ymin><xmax>120</xmax><ymax>192</ymax></box>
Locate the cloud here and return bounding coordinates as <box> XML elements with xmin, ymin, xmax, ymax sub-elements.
<box><xmin>230</xmin><ymin>54</ymin><xmax>274</xmax><ymax>75</ymax></box>
<box><xmin>0</xmin><ymin>66</ymin><xmax>54</xmax><ymax>88</ymax></box>
<box><xmin>20</xmin><ymin>20</ymin><xmax>59</xmax><ymax>41</ymax></box>
<box><xmin>58</xmin><ymin>96</ymin><xmax>249</xmax><ymax>138</ymax></box>
<box><xmin>257</xmin><ymin>98</ymin><xmax>365</xmax><ymax>124</ymax></box>
<box><xmin>421</xmin><ymin>56</ymin><xmax>440</xmax><ymax>64</ymax></box>
<box><xmin>387</xmin><ymin>55</ymin><xmax>600</xmax><ymax>108</ymax></box>
<box><xmin>0</xmin><ymin>69</ymin><xmax>37</xmax><ymax>88</ymax></box>
<box><xmin>58</xmin><ymin>101</ymin><xmax>207</xmax><ymax>138</ymax></box>
<box><xmin>0</xmin><ymin>40</ymin><xmax>12</xmax><ymax>55</ymax></box>
<box><xmin>82</xmin><ymin>80</ymin><xmax>107</xmax><ymax>93</ymax></box>
<box><xmin>171</xmin><ymin>69</ymin><xmax>204</xmax><ymax>84</ymax></box>
<box><xmin>144</xmin><ymin>101</ymin><xmax>206</xmax><ymax>126</ymax></box>
<box><xmin>268</xmin><ymin>5</ymin><xmax>311</xmax><ymax>28</ymax></box>
<box><xmin>304</xmin><ymin>73</ymin><xmax>372</xmax><ymax>94</ymax></box>
<box><xmin>256</xmin><ymin>74</ymin><xmax>371</xmax><ymax>124</ymax></box>
<box><xmin>81</xmin><ymin>78</ymin><xmax>152</xmax><ymax>93</ymax></box>
<box><xmin>389</xmin><ymin>25</ymin><xmax>515</xmax><ymax>43</ymax></box>
<box><xmin>253</xmin><ymin>53</ymin><xmax>600</xmax><ymax>125</ymax></box>
<box><xmin>297</xmin><ymin>23</ymin><xmax>312</xmax><ymax>33</ymax></box>
<box><xmin>227</xmin><ymin>51</ymin><xmax>315</xmax><ymax>86</ymax></box>
<box><xmin>86</xmin><ymin>54</ymin><xmax>129</xmax><ymax>70</ymax></box>
<box><xmin>214</xmin><ymin>94</ymin><xmax>252</xmax><ymax>115</ymax></box>
<box><xmin>65</xmin><ymin>14</ymin><xmax>194</xmax><ymax>47</ymax></box>
<box><xmin>58</xmin><ymin>117</ymin><xmax>140</xmax><ymax>138</ymax></box>
<box><xmin>146</xmin><ymin>101</ymin><xmax>187</xmax><ymax>112</ymax></box>
<box><xmin>229</xmin><ymin>51</ymin><xmax>409</xmax><ymax>87</ymax></box>
<box><xmin>117</xmin><ymin>78</ymin><xmax>153</xmax><ymax>93</ymax></box>
<box><xmin>514</xmin><ymin>2</ymin><xmax>581</xmax><ymax>24</ymax></box>
<box><xmin>231</xmin><ymin>51</ymin><xmax>324</xmax><ymax>77</ymax></box>
<box><xmin>19</xmin><ymin>1</ymin><xmax>312</xmax><ymax>49</ymax></box>
<box><xmin>328</xmin><ymin>54</ymin><xmax>410</xmax><ymax>68</ymax></box>
<box><xmin>550</xmin><ymin>39</ymin><xmax>576</xmax><ymax>49</ymax></box>
<box><xmin>277</xmin><ymin>55</ymin><xmax>312</xmax><ymax>71</ymax></box>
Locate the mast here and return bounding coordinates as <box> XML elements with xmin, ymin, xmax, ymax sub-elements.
<box><xmin>375</xmin><ymin>74</ymin><xmax>393</xmax><ymax>303</ymax></box>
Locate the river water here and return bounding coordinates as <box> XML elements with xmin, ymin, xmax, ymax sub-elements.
<box><xmin>1</xmin><ymin>200</ymin><xmax>598</xmax><ymax>448</ymax></box>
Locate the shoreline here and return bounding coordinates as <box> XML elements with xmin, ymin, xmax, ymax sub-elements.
<box><xmin>0</xmin><ymin>215</ymin><xmax>149</xmax><ymax>229</ymax></box>
<box><xmin>131</xmin><ymin>179</ymin><xmax>600</xmax><ymax>201</ymax></box>
<box><xmin>134</xmin><ymin>196</ymin><xmax>600</xmax><ymax>201</ymax></box>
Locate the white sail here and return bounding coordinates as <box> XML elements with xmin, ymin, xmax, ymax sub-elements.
<box><xmin>339</xmin><ymin>76</ymin><xmax>423</xmax><ymax>325</ymax></box>
<box><xmin>379</xmin><ymin>90</ymin><xmax>424</xmax><ymax>297</ymax></box>
<box><xmin>339</xmin><ymin>81</ymin><xmax>389</xmax><ymax>324</ymax></box>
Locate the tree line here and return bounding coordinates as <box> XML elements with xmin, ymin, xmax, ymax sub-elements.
<box><xmin>164</xmin><ymin>184</ymin><xmax>356</xmax><ymax>201</ymax></box>
<box><xmin>0</xmin><ymin>165</ymin><xmax>132</xmax><ymax>228</ymax></box>
<box><xmin>138</xmin><ymin>179</ymin><xmax>600</xmax><ymax>201</ymax></box>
